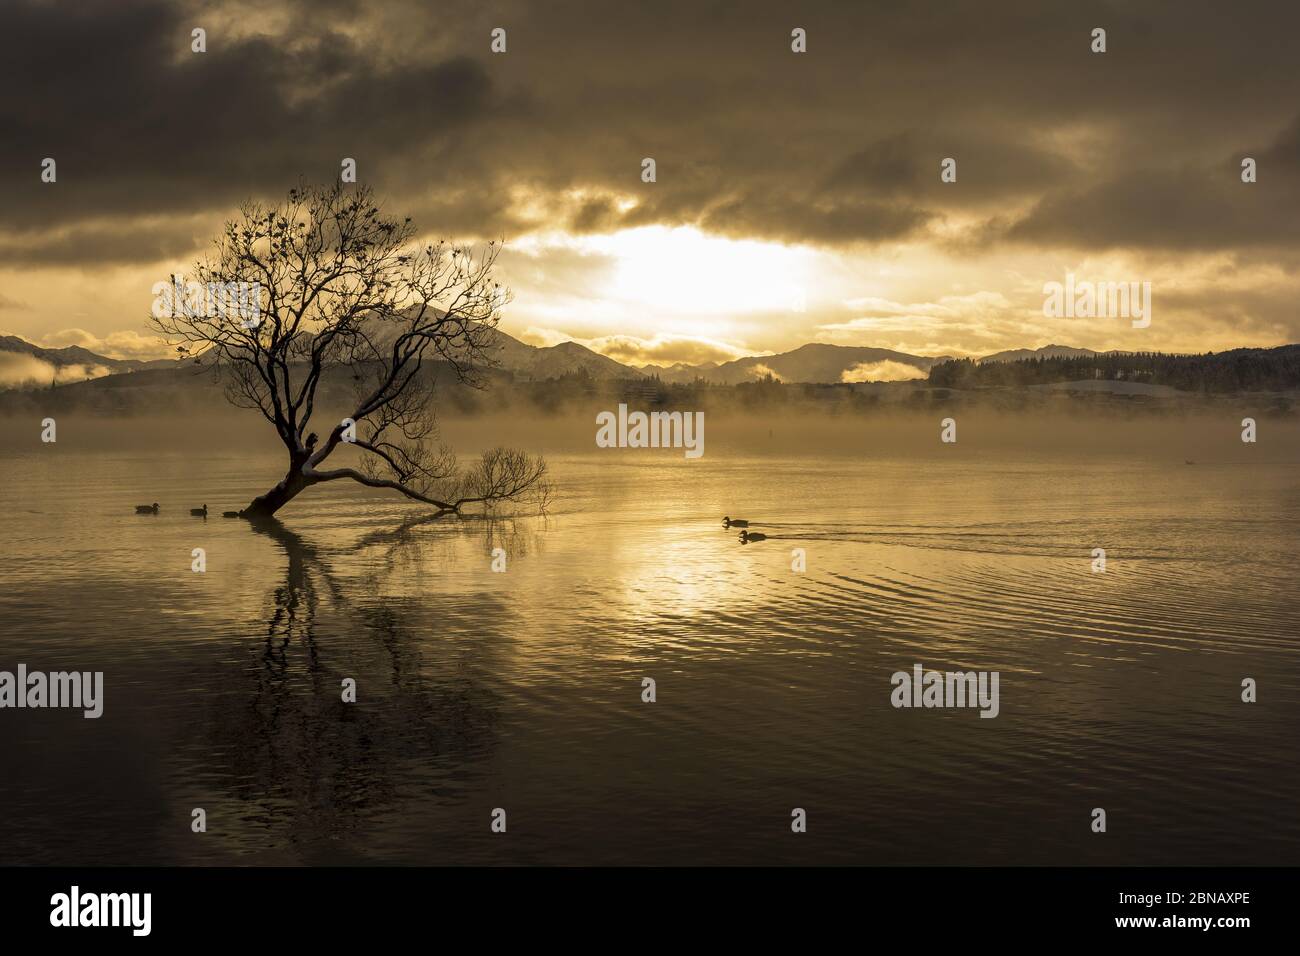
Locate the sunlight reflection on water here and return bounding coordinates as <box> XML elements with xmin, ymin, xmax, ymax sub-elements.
<box><xmin>1</xmin><ymin>448</ymin><xmax>1297</xmax><ymax>864</ymax></box>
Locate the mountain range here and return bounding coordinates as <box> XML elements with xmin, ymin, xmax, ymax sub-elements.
<box><xmin>0</xmin><ymin>330</ymin><xmax>1114</xmax><ymax>390</ymax></box>
<box><xmin>0</xmin><ymin>334</ymin><xmax>174</xmax><ymax>375</ymax></box>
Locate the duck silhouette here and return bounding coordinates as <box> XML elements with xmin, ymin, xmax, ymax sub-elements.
<box><xmin>723</xmin><ymin>516</ymin><xmax>749</xmax><ymax>527</ymax></box>
<box><xmin>739</xmin><ymin>530</ymin><xmax>767</xmax><ymax>542</ymax></box>
<box><xmin>190</xmin><ymin>504</ymin><xmax>208</xmax><ymax>517</ymax></box>
<box><xmin>222</xmin><ymin>510</ymin><xmax>241</xmax><ymax>518</ymax></box>
<box><xmin>135</xmin><ymin>502</ymin><xmax>159</xmax><ymax>514</ymax></box>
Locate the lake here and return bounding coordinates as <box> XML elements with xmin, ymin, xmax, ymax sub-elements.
<box><xmin>1</xmin><ymin>418</ymin><xmax>1298</xmax><ymax>864</ymax></box>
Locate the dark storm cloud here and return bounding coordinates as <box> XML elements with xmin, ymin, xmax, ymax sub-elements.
<box><xmin>2</xmin><ymin>0</ymin><xmax>1299</xmax><ymax>264</ymax></box>
<box><xmin>0</xmin><ymin>218</ymin><xmax>206</xmax><ymax>265</ymax></box>
<box><xmin>1003</xmin><ymin>158</ymin><xmax>1300</xmax><ymax>252</ymax></box>
<box><xmin>0</xmin><ymin>0</ymin><xmax>503</xmax><ymax>261</ymax></box>
<box><xmin>821</xmin><ymin>129</ymin><xmax>1081</xmax><ymax>208</ymax></box>
<box><xmin>1003</xmin><ymin>111</ymin><xmax>1300</xmax><ymax>251</ymax></box>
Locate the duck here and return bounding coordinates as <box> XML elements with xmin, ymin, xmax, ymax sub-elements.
<box><xmin>739</xmin><ymin>530</ymin><xmax>767</xmax><ymax>542</ymax></box>
<box><xmin>190</xmin><ymin>504</ymin><xmax>208</xmax><ymax>517</ymax></box>
<box><xmin>135</xmin><ymin>502</ymin><xmax>160</xmax><ymax>514</ymax></box>
<box><xmin>222</xmin><ymin>510</ymin><xmax>241</xmax><ymax>518</ymax></box>
<box><xmin>723</xmin><ymin>516</ymin><xmax>750</xmax><ymax>527</ymax></box>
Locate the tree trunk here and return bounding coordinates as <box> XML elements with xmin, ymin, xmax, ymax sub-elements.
<box><xmin>242</xmin><ymin>456</ymin><xmax>313</xmax><ymax>519</ymax></box>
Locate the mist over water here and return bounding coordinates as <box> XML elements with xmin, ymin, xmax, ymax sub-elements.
<box><xmin>1</xmin><ymin>410</ymin><xmax>1297</xmax><ymax>864</ymax></box>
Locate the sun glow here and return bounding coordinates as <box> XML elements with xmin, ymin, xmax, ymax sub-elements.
<box><xmin>575</xmin><ymin>226</ymin><xmax>816</xmax><ymax>316</ymax></box>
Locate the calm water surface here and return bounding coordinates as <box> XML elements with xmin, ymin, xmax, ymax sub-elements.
<box><xmin>1</xmin><ymin>446</ymin><xmax>1297</xmax><ymax>864</ymax></box>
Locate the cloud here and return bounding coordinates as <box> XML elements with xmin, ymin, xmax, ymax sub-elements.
<box><xmin>6</xmin><ymin>0</ymin><xmax>1300</xmax><ymax>261</ymax></box>
<box><xmin>0</xmin><ymin>0</ymin><xmax>502</xmax><ymax>254</ymax></box>
<box><xmin>837</xmin><ymin>291</ymin><xmax>1013</xmax><ymax>319</ymax></box>
<box><xmin>746</xmin><ymin>363</ymin><xmax>783</xmax><ymax>382</ymax></box>
<box><xmin>998</xmin><ymin>140</ymin><xmax>1300</xmax><ymax>253</ymax></box>
<box><xmin>820</xmin><ymin>291</ymin><xmax>1018</xmax><ymax>349</ymax></box>
<box><xmin>516</xmin><ymin>326</ymin><xmax>574</xmax><ymax>349</ymax></box>
<box><xmin>4</xmin><ymin>0</ymin><xmax>1300</xmax><ymax>356</ymax></box>
<box><xmin>591</xmin><ymin>334</ymin><xmax>746</xmax><ymax>367</ymax></box>
<box><xmin>37</xmin><ymin>328</ymin><xmax>170</xmax><ymax>360</ymax></box>
<box><xmin>0</xmin><ymin>352</ymin><xmax>111</xmax><ymax>388</ymax></box>
<box><xmin>841</xmin><ymin>361</ymin><xmax>929</xmax><ymax>383</ymax></box>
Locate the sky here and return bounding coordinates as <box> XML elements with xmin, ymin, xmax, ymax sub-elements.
<box><xmin>1</xmin><ymin>0</ymin><xmax>1298</xmax><ymax>367</ymax></box>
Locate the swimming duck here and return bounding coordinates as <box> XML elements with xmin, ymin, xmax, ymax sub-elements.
<box><xmin>190</xmin><ymin>504</ymin><xmax>208</xmax><ymax>517</ymax></box>
<box><xmin>222</xmin><ymin>511</ymin><xmax>241</xmax><ymax>518</ymax></box>
<box><xmin>739</xmin><ymin>530</ymin><xmax>767</xmax><ymax>542</ymax></box>
<box><xmin>723</xmin><ymin>516</ymin><xmax>750</xmax><ymax>527</ymax></box>
<box><xmin>135</xmin><ymin>502</ymin><xmax>160</xmax><ymax>514</ymax></box>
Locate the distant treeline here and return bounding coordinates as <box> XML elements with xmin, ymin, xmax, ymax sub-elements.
<box><xmin>927</xmin><ymin>346</ymin><xmax>1300</xmax><ymax>392</ymax></box>
<box><xmin>6</xmin><ymin>347</ymin><xmax>1299</xmax><ymax>422</ymax></box>
<box><xmin>504</xmin><ymin>369</ymin><xmax>780</xmax><ymax>413</ymax></box>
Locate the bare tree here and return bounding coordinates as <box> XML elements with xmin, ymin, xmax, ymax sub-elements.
<box><xmin>151</xmin><ymin>183</ymin><xmax>548</xmax><ymax>519</ymax></box>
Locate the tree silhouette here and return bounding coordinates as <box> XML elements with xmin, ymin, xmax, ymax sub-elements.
<box><xmin>927</xmin><ymin>347</ymin><xmax>1300</xmax><ymax>392</ymax></box>
<box><xmin>151</xmin><ymin>183</ymin><xmax>547</xmax><ymax>518</ymax></box>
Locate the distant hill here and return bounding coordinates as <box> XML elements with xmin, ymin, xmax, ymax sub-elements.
<box><xmin>484</xmin><ymin>332</ymin><xmax>640</xmax><ymax>380</ymax></box>
<box><xmin>0</xmin><ymin>334</ymin><xmax>180</xmax><ymax>372</ymax></box>
<box><xmin>0</xmin><ymin>334</ymin><xmax>179</xmax><ymax>388</ymax></box>
<box><xmin>639</xmin><ymin>360</ymin><xmax>720</xmax><ymax>383</ymax></box>
<box><xmin>644</xmin><ymin>342</ymin><xmax>1112</xmax><ymax>382</ymax></box>
<box><xmin>977</xmin><ymin>344</ymin><xmax>1100</xmax><ymax>364</ymax></box>
<box><xmin>0</xmin><ymin>329</ymin><xmax>947</xmax><ymax>389</ymax></box>
<box><xmin>0</xmin><ymin>328</ymin><xmax>642</xmax><ymax>390</ymax></box>
<box><xmin>7</xmin><ymin>328</ymin><xmax>1298</xmax><ymax>398</ymax></box>
<box><xmin>696</xmin><ymin>343</ymin><xmax>949</xmax><ymax>385</ymax></box>
<box><xmin>330</xmin><ymin>323</ymin><xmax>645</xmax><ymax>381</ymax></box>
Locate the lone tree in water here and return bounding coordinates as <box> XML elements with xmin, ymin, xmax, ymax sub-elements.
<box><xmin>152</xmin><ymin>183</ymin><xmax>547</xmax><ymax>519</ymax></box>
